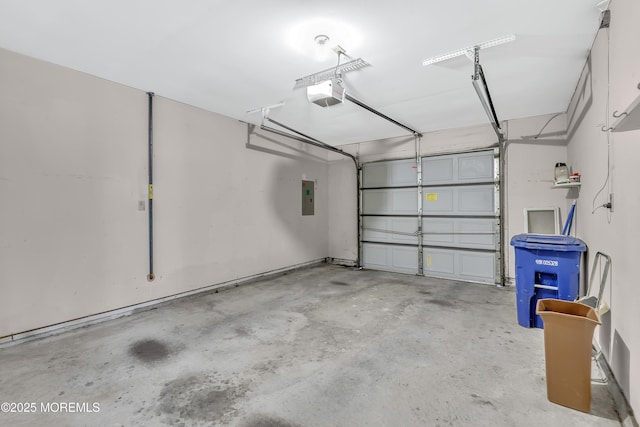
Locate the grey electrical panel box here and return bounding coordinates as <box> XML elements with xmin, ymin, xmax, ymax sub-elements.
<box><xmin>302</xmin><ymin>180</ymin><xmax>314</xmax><ymax>215</ymax></box>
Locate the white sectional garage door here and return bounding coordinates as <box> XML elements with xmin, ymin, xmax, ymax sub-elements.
<box><xmin>361</xmin><ymin>149</ymin><xmax>500</xmax><ymax>284</ymax></box>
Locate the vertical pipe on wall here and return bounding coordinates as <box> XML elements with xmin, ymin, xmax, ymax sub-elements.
<box><xmin>416</xmin><ymin>135</ymin><xmax>424</xmax><ymax>275</ymax></box>
<box><xmin>496</xmin><ymin>120</ymin><xmax>508</xmax><ymax>286</ymax></box>
<box><xmin>147</xmin><ymin>92</ymin><xmax>155</xmax><ymax>282</ymax></box>
<box><xmin>495</xmin><ymin>145</ymin><xmax>505</xmax><ymax>287</ymax></box>
<box><xmin>356</xmin><ymin>164</ymin><xmax>362</xmax><ymax>268</ymax></box>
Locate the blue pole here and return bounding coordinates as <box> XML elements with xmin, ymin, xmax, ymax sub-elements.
<box><xmin>562</xmin><ymin>203</ymin><xmax>576</xmax><ymax>235</ymax></box>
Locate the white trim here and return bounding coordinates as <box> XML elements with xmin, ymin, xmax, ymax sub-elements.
<box><xmin>326</xmin><ymin>257</ymin><xmax>358</xmax><ymax>267</ymax></box>
<box><xmin>523</xmin><ymin>207</ymin><xmax>560</xmax><ymax>235</ymax></box>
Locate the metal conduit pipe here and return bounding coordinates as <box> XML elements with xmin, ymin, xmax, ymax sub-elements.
<box><xmin>472</xmin><ymin>79</ymin><xmax>503</xmax><ymax>142</ymax></box>
<box><xmin>478</xmin><ymin>66</ymin><xmax>501</xmax><ymax>130</ymax></box>
<box><xmin>471</xmin><ymin>47</ymin><xmax>504</xmax><ymax>143</ymax></box>
<box><xmin>266</xmin><ymin>118</ymin><xmax>350</xmax><ymax>157</ymax></box>
<box><xmin>147</xmin><ymin>92</ymin><xmax>155</xmax><ymax>282</ymax></box>
<box><xmin>258</xmin><ymin>124</ymin><xmax>361</xmax><ymax>268</ymax></box>
<box><xmin>261</xmin><ymin>123</ymin><xmax>357</xmax><ymax>166</ymax></box>
<box><xmin>344</xmin><ymin>93</ymin><xmax>423</xmax><ymax>138</ymax></box>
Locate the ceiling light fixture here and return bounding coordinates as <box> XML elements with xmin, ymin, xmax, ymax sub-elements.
<box><xmin>422</xmin><ymin>34</ymin><xmax>516</xmax><ymax>66</ymax></box>
<box><xmin>288</xmin><ymin>18</ymin><xmax>362</xmax><ymax>61</ymax></box>
<box><xmin>314</xmin><ymin>34</ymin><xmax>330</xmax><ymax>45</ymax></box>
<box><xmin>313</xmin><ymin>34</ymin><xmax>333</xmax><ymax>61</ymax></box>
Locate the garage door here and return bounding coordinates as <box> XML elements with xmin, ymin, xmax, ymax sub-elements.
<box><xmin>361</xmin><ymin>149</ymin><xmax>500</xmax><ymax>284</ymax></box>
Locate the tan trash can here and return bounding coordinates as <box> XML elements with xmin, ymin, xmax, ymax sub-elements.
<box><xmin>536</xmin><ymin>298</ymin><xmax>601</xmax><ymax>413</ymax></box>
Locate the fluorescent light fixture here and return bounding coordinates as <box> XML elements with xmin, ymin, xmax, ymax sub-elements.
<box><xmin>294</xmin><ymin>58</ymin><xmax>370</xmax><ymax>89</ymax></box>
<box><xmin>422</xmin><ymin>34</ymin><xmax>516</xmax><ymax>66</ymax></box>
<box><xmin>479</xmin><ymin>34</ymin><xmax>516</xmax><ymax>49</ymax></box>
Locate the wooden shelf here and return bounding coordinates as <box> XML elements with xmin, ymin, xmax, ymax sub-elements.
<box><xmin>552</xmin><ymin>182</ymin><xmax>581</xmax><ymax>189</ymax></box>
<box><xmin>611</xmin><ymin>90</ymin><xmax>640</xmax><ymax>132</ymax></box>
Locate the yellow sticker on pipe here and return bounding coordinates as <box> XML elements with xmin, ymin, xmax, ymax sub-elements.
<box><xmin>148</xmin><ymin>184</ymin><xmax>153</xmax><ymax>200</ymax></box>
<box><xmin>426</xmin><ymin>193</ymin><xmax>437</xmax><ymax>201</ymax></box>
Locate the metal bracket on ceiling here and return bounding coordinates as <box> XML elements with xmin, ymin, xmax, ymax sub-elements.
<box><xmin>600</xmin><ymin>9</ymin><xmax>611</xmax><ymax>28</ymax></box>
<box><xmin>260</xmin><ymin>107</ymin><xmax>269</xmax><ymax>126</ymax></box>
<box><xmin>464</xmin><ymin>49</ymin><xmax>476</xmax><ymax>62</ymax></box>
<box><xmin>246</xmin><ymin>101</ymin><xmax>285</xmax><ymax>126</ymax></box>
<box><xmin>472</xmin><ymin>46</ymin><xmax>481</xmax><ymax>80</ymax></box>
<box><xmin>294</xmin><ymin>58</ymin><xmax>370</xmax><ymax>89</ymax></box>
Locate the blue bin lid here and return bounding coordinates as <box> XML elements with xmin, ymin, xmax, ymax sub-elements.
<box><xmin>510</xmin><ymin>233</ymin><xmax>587</xmax><ymax>251</ymax></box>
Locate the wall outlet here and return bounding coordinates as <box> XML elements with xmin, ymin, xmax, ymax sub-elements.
<box><xmin>138</xmin><ymin>200</ymin><xmax>146</xmax><ymax>211</ymax></box>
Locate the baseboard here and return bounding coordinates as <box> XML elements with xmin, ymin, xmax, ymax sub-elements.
<box><xmin>594</xmin><ymin>349</ymin><xmax>638</xmax><ymax>427</ymax></box>
<box><xmin>1</xmin><ymin>258</ymin><xmax>326</xmax><ymax>348</ymax></box>
<box><xmin>325</xmin><ymin>257</ymin><xmax>358</xmax><ymax>267</ymax></box>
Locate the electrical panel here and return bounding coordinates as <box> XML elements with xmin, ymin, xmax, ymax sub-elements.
<box><xmin>302</xmin><ymin>180</ymin><xmax>314</xmax><ymax>215</ymax></box>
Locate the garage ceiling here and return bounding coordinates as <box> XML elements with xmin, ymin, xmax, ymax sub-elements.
<box><xmin>0</xmin><ymin>1</ymin><xmax>606</xmax><ymax>146</ymax></box>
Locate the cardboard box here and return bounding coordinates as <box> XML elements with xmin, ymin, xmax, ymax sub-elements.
<box><xmin>536</xmin><ymin>299</ymin><xmax>601</xmax><ymax>412</ymax></box>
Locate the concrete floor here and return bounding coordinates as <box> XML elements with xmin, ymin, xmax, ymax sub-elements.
<box><xmin>0</xmin><ymin>264</ymin><xmax>622</xmax><ymax>426</ymax></box>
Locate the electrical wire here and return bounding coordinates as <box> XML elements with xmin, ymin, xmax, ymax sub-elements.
<box><xmin>533</xmin><ymin>112</ymin><xmax>563</xmax><ymax>139</ymax></box>
<box><xmin>591</xmin><ymin>25</ymin><xmax>611</xmax><ymax>222</ymax></box>
<box><xmin>592</xmin><ymin>202</ymin><xmax>610</xmax><ymax>214</ymax></box>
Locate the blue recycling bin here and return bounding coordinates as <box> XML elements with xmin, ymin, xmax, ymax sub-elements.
<box><xmin>510</xmin><ymin>234</ymin><xmax>587</xmax><ymax>328</ymax></box>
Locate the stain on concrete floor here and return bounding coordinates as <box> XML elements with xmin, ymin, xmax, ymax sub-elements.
<box><xmin>158</xmin><ymin>373</ymin><xmax>249</xmax><ymax>424</ymax></box>
<box><xmin>329</xmin><ymin>280</ymin><xmax>351</xmax><ymax>286</ymax></box>
<box><xmin>129</xmin><ymin>339</ymin><xmax>170</xmax><ymax>363</ymax></box>
<box><xmin>239</xmin><ymin>414</ymin><xmax>302</xmax><ymax>427</ymax></box>
<box><xmin>426</xmin><ymin>298</ymin><xmax>456</xmax><ymax>308</ymax></box>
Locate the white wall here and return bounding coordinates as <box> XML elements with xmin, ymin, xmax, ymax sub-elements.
<box><xmin>503</xmin><ymin>114</ymin><xmax>570</xmax><ymax>282</ymax></box>
<box><xmin>565</xmin><ymin>0</ymin><xmax>640</xmax><ymax>415</ymax></box>
<box><xmin>0</xmin><ymin>48</ymin><xmax>329</xmax><ymax>337</ymax></box>
<box><xmin>327</xmin><ymin>158</ymin><xmax>358</xmax><ymax>262</ymax></box>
